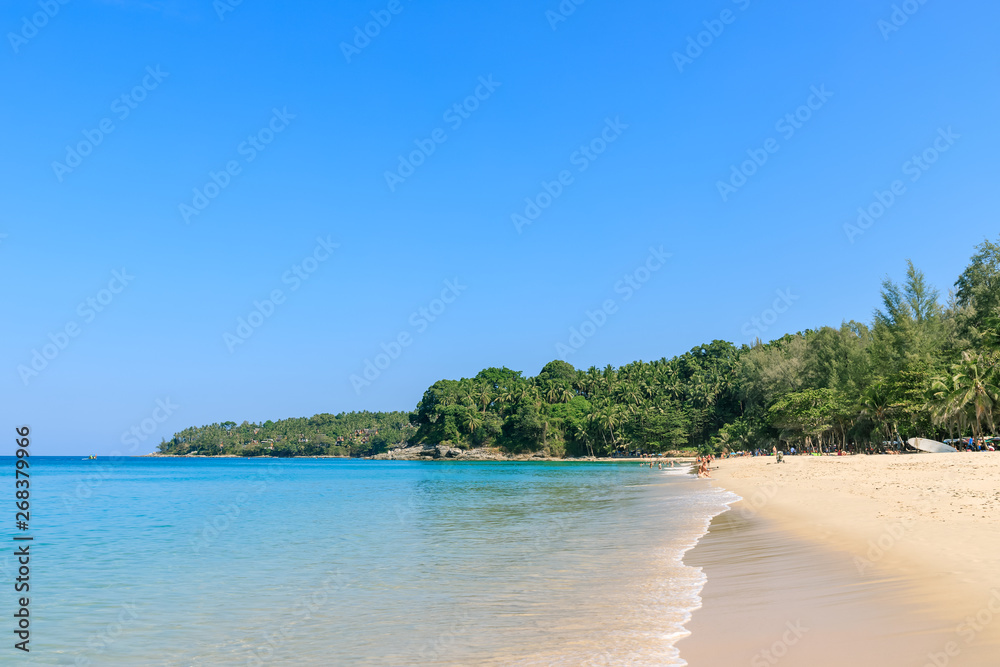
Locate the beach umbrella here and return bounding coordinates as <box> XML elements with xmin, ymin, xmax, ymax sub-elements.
<box><xmin>906</xmin><ymin>438</ymin><xmax>957</xmax><ymax>453</ymax></box>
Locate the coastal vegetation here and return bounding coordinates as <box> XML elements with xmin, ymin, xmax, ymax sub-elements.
<box><xmin>157</xmin><ymin>411</ymin><xmax>414</xmax><ymax>457</ymax></box>
<box><xmin>158</xmin><ymin>236</ymin><xmax>1000</xmax><ymax>458</ymax></box>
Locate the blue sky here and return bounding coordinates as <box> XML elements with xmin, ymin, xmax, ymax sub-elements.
<box><xmin>3</xmin><ymin>0</ymin><xmax>998</xmax><ymax>455</ymax></box>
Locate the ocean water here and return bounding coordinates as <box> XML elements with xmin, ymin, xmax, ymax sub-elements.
<box><xmin>22</xmin><ymin>458</ymin><xmax>736</xmax><ymax>666</ymax></box>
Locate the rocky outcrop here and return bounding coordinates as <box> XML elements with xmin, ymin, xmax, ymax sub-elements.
<box><xmin>370</xmin><ymin>444</ymin><xmax>535</xmax><ymax>461</ymax></box>
<box><xmin>368</xmin><ymin>444</ymin><xmax>696</xmax><ymax>462</ymax></box>
<box><xmin>371</xmin><ymin>443</ymin><xmax>472</xmax><ymax>460</ymax></box>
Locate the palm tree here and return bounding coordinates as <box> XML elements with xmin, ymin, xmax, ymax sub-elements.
<box><xmin>860</xmin><ymin>381</ymin><xmax>900</xmax><ymax>450</ymax></box>
<box><xmin>602</xmin><ymin>364</ymin><xmax>616</xmax><ymax>382</ymax></box>
<box><xmin>476</xmin><ymin>382</ymin><xmax>492</xmax><ymax>414</ymax></box>
<box><xmin>660</xmin><ymin>369</ymin><xmax>683</xmax><ymax>402</ymax></box>
<box><xmin>461</xmin><ymin>387</ymin><xmax>477</xmax><ymax>409</ymax></box>
<box><xmin>574</xmin><ymin>421</ymin><xmax>595</xmax><ymax>458</ymax></box>
<box><xmin>464</xmin><ymin>410</ymin><xmax>483</xmax><ymax>436</ymax></box>
<box><xmin>595</xmin><ymin>406</ymin><xmax>623</xmax><ymax>452</ymax></box>
<box><xmin>639</xmin><ymin>380</ymin><xmax>654</xmax><ymax>401</ymax></box>
<box><xmin>497</xmin><ymin>386</ymin><xmax>517</xmax><ymax>408</ymax></box>
<box><xmin>620</xmin><ymin>382</ymin><xmax>642</xmax><ymax>411</ymax></box>
<box><xmin>582</xmin><ymin>367</ymin><xmax>600</xmax><ymax>398</ymax></box>
<box><xmin>512</xmin><ymin>384</ymin><xmax>531</xmax><ymax>405</ymax></box>
<box><xmin>929</xmin><ymin>376</ymin><xmax>963</xmax><ymax>438</ymax></box>
<box><xmin>932</xmin><ymin>351</ymin><xmax>1000</xmax><ymax>438</ymax></box>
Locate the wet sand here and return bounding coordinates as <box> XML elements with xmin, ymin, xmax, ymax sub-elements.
<box><xmin>678</xmin><ymin>454</ymin><xmax>1000</xmax><ymax>666</ymax></box>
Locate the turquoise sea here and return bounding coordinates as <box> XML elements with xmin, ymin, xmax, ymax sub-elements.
<box><xmin>21</xmin><ymin>458</ymin><xmax>735</xmax><ymax>666</ymax></box>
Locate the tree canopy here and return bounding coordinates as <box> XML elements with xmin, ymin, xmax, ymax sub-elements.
<box><xmin>160</xmin><ymin>236</ymin><xmax>1000</xmax><ymax>458</ymax></box>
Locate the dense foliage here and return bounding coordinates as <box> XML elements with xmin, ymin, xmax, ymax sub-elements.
<box><xmin>409</xmin><ymin>350</ymin><xmax>737</xmax><ymax>457</ymax></box>
<box><xmin>161</xmin><ymin>237</ymin><xmax>1000</xmax><ymax>457</ymax></box>
<box><xmin>157</xmin><ymin>411</ymin><xmax>414</xmax><ymax>457</ymax></box>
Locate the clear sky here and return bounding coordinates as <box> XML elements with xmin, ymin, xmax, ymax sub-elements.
<box><xmin>4</xmin><ymin>0</ymin><xmax>998</xmax><ymax>455</ymax></box>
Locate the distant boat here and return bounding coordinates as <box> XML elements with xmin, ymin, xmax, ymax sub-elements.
<box><xmin>907</xmin><ymin>438</ymin><xmax>957</xmax><ymax>453</ymax></box>
<box><xmin>81</xmin><ymin>455</ymin><xmax>97</xmax><ymax>460</ymax></box>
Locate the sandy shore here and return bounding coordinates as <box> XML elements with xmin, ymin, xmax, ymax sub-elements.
<box><xmin>678</xmin><ymin>453</ymin><xmax>1000</xmax><ymax>666</ymax></box>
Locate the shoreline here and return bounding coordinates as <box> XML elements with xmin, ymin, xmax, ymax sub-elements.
<box><xmin>142</xmin><ymin>452</ymin><xmax>698</xmax><ymax>463</ymax></box>
<box><xmin>678</xmin><ymin>454</ymin><xmax>1000</xmax><ymax>665</ymax></box>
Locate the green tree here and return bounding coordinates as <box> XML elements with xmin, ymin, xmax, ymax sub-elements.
<box><xmin>537</xmin><ymin>359</ymin><xmax>578</xmax><ymax>384</ymax></box>
<box><xmin>931</xmin><ymin>351</ymin><xmax>1000</xmax><ymax>438</ymax></box>
<box><xmin>954</xmin><ymin>236</ymin><xmax>1000</xmax><ymax>350</ymax></box>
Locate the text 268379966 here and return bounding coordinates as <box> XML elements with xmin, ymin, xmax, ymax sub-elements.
<box><xmin>13</xmin><ymin>426</ymin><xmax>31</xmax><ymax>653</ymax></box>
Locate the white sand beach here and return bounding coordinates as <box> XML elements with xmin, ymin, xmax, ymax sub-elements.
<box><xmin>679</xmin><ymin>453</ymin><xmax>1000</xmax><ymax>666</ymax></box>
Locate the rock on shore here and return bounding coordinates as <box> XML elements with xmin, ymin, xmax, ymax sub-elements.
<box><xmin>369</xmin><ymin>444</ymin><xmax>695</xmax><ymax>461</ymax></box>
<box><xmin>370</xmin><ymin>443</ymin><xmax>552</xmax><ymax>461</ymax></box>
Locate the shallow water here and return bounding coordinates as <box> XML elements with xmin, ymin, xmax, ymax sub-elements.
<box><xmin>26</xmin><ymin>458</ymin><xmax>735</xmax><ymax>665</ymax></box>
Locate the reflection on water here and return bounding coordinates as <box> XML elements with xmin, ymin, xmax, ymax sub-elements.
<box><xmin>37</xmin><ymin>458</ymin><xmax>734</xmax><ymax>666</ymax></box>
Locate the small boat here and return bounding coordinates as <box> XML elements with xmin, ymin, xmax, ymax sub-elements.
<box><xmin>80</xmin><ymin>455</ymin><xmax>98</xmax><ymax>460</ymax></box>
